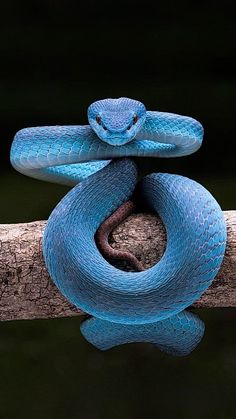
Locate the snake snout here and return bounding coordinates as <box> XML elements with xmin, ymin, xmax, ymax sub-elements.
<box><xmin>95</xmin><ymin>114</ymin><xmax>140</xmax><ymax>146</ymax></box>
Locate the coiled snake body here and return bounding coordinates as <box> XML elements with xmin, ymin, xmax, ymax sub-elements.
<box><xmin>11</xmin><ymin>97</ymin><xmax>226</xmax><ymax>330</ymax></box>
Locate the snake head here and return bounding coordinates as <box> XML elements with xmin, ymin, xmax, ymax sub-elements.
<box><xmin>87</xmin><ymin>97</ymin><xmax>146</xmax><ymax>146</ymax></box>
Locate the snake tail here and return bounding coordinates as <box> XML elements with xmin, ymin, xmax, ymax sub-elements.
<box><xmin>95</xmin><ymin>200</ymin><xmax>145</xmax><ymax>272</ymax></box>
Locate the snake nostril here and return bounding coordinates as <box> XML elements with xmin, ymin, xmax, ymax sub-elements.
<box><xmin>127</xmin><ymin>125</ymin><xmax>132</xmax><ymax>131</ymax></box>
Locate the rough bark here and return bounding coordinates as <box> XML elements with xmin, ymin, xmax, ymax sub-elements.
<box><xmin>0</xmin><ymin>210</ymin><xmax>235</xmax><ymax>321</ymax></box>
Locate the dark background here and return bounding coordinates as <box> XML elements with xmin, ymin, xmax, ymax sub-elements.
<box><xmin>0</xmin><ymin>1</ymin><xmax>235</xmax><ymax>418</ymax></box>
<box><xmin>1</xmin><ymin>0</ymin><xmax>235</xmax><ymax>223</ymax></box>
<box><xmin>1</xmin><ymin>0</ymin><xmax>236</xmax><ymax>176</ymax></box>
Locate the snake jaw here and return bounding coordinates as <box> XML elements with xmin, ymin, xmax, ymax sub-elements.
<box><xmin>96</xmin><ymin>133</ymin><xmax>137</xmax><ymax>146</ymax></box>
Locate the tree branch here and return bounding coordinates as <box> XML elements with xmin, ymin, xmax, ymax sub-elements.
<box><xmin>0</xmin><ymin>211</ymin><xmax>235</xmax><ymax>321</ymax></box>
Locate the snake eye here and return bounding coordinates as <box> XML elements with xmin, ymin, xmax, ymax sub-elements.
<box><xmin>96</xmin><ymin>115</ymin><xmax>101</xmax><ymax>125</ymax></box>
<box><xmin>133</xmin><ymin>114</ymin><xmax>138</xmax><ymax>125</ymax></box>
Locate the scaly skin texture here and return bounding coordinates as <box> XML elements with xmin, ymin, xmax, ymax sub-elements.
<box><xmin>95</xmin><ymin>200</ymin><xmax>145</xmax><ymax>272</ymax></box>
<box><xmin>40</xmin><ymin>158</ymin><xmax>226</xmax><ymax>324</ymax></box>
<box><xmin>10</xmin><ymin>97</ymin><xmax>226</xmax><ymax>354</ymax></box>
<box><xmin>10</xmin><ymin>98</ymin><xmax>203</xmax><ymax>186</ymax></box>
<box><xmin>80</xmin><ymin>310</ymin><xmax>205</xmax><ymax>356</ymax></box>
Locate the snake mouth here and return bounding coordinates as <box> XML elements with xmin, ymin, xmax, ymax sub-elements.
<box><xmin>99</xmin><ymin>134</ymin><xmax>136</xmax><ymax>147</ymax></box>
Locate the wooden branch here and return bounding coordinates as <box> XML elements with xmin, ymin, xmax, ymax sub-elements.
<box><xmin>0</xmin><ymin>211</ymin><xmax>235</xmax><ymax>321</ymax></box>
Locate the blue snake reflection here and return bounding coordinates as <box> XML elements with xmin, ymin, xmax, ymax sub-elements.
<box><xmin>80</xmin><ymin>310</ymin><xmax>205</xmax><ymax>356</ymax></box>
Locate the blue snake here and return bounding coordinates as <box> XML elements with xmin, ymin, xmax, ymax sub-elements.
<box><xmin>10</xmin><ymin>97</ymin><xmax>227</xmax><ymax>352</ymax></box>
